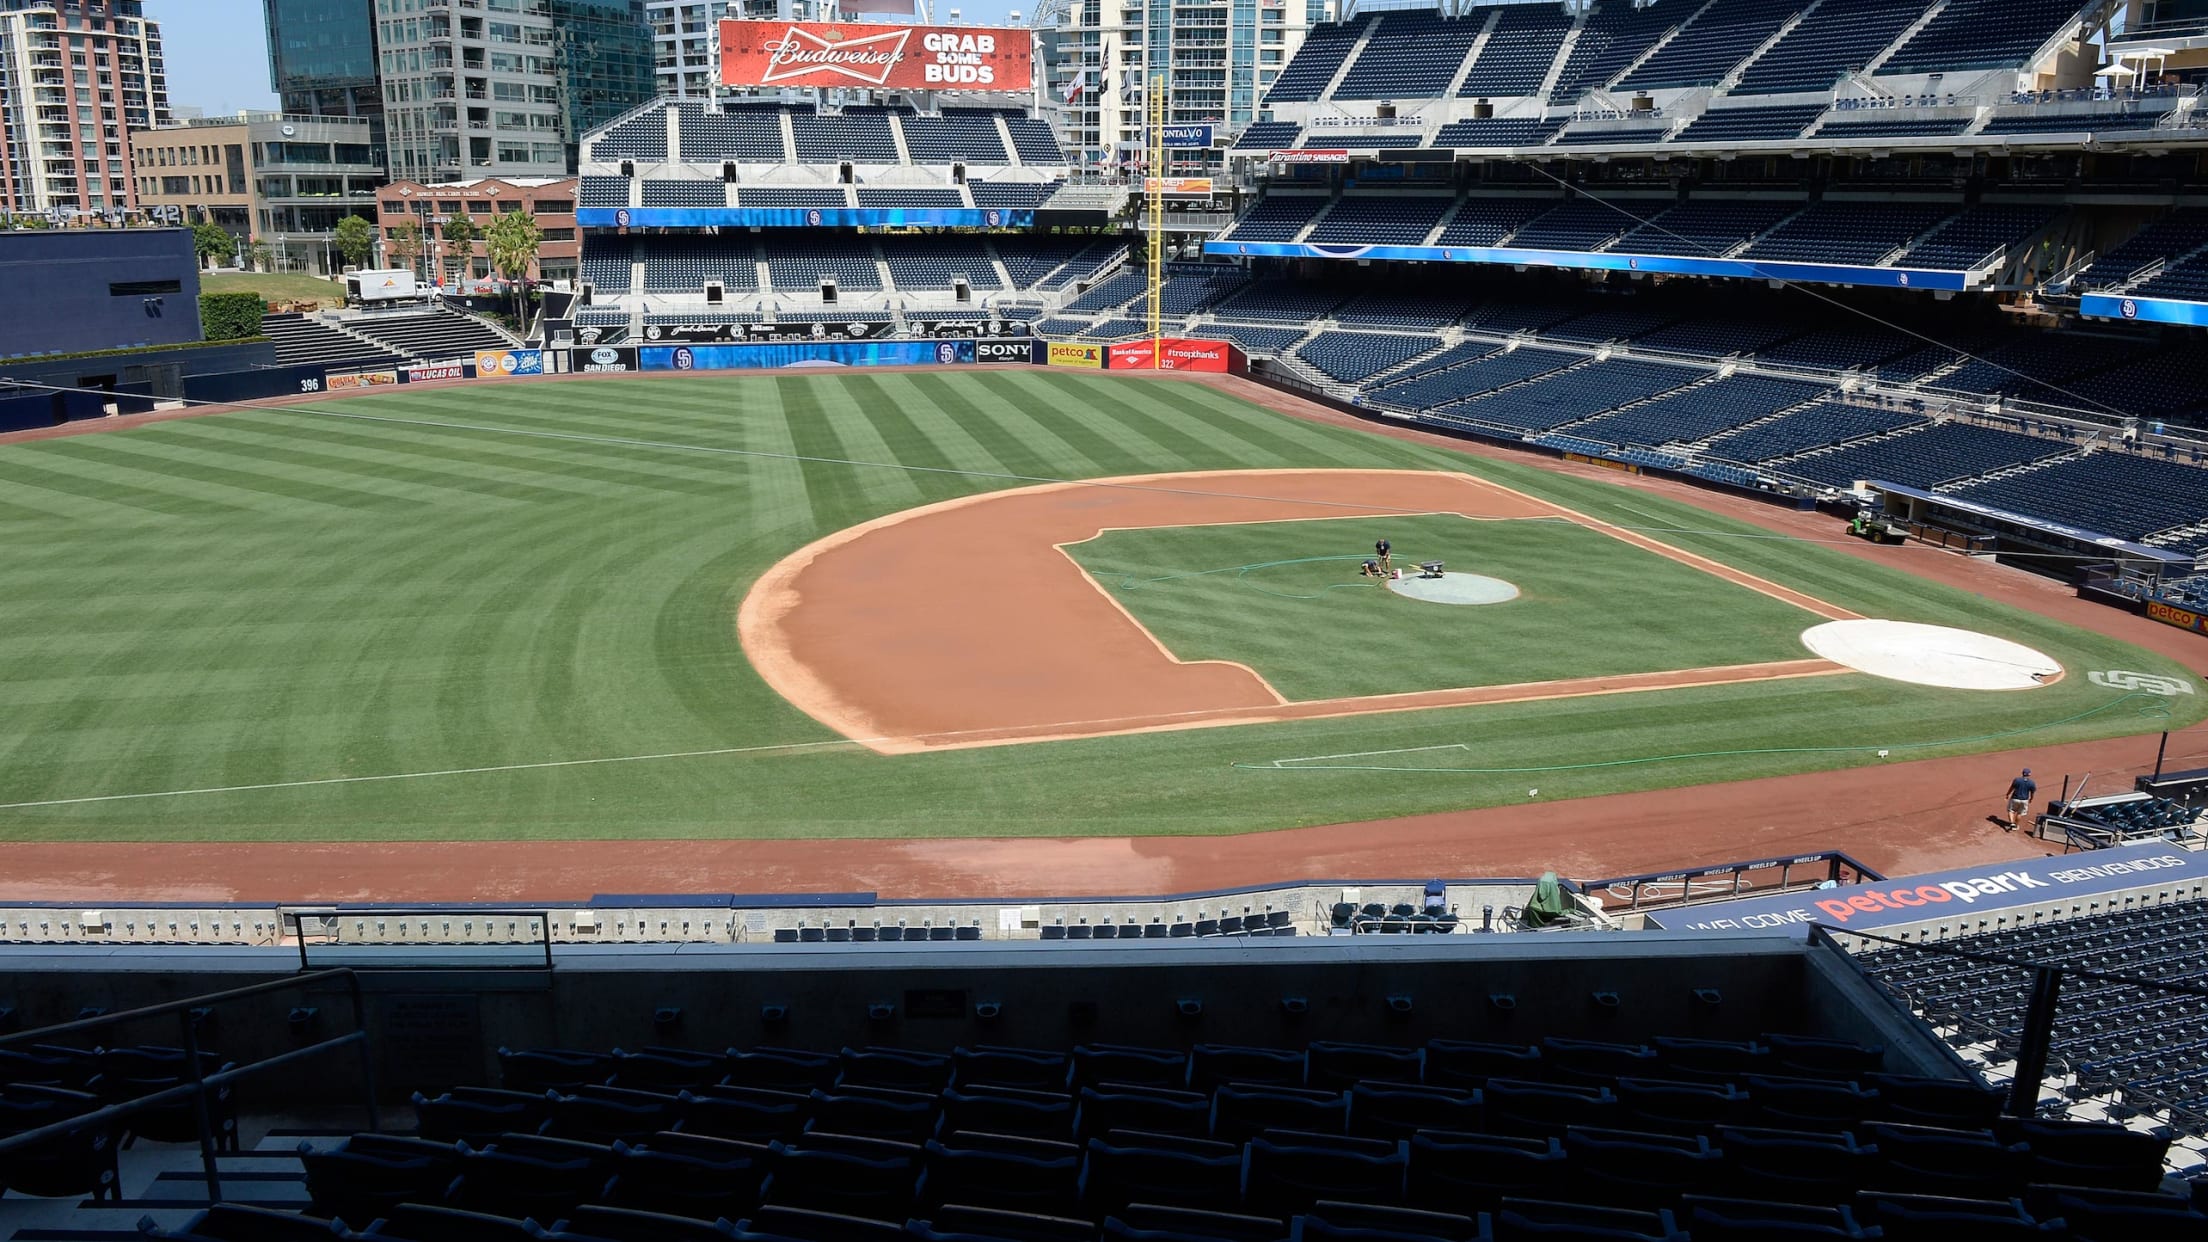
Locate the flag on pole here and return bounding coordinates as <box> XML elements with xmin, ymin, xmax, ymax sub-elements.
<box><xmin>1063</xmin><ymin>69</ymin><xmax>1088</xmax><ymax>102</ymax></box>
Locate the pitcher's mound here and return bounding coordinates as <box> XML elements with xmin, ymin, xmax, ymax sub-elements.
<box><xmin>1388</xmin><ymin>573</ymin><xmax>1520</xmax><ymax>606</ymax></box>
<box><xmin>1802</xmin><ymin>619</ymin><xmax>2060</xmax><ymax>690</ymax></box>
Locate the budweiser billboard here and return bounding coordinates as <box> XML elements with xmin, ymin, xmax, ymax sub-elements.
<box><xmin>719</xmin><ymin>19</ymin><xmax>1032</xmax><ymax>90</ymax></box>
<box><xmin>1107</xmin><ymin>337</ymin><xmax>1238</xmax><ymax>373</ymax></box>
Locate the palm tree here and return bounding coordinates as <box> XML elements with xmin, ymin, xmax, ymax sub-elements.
<box><xmin>482</xmin><ymin>209</ymin><xmax>543</xmax><ymax>327</ymax></box>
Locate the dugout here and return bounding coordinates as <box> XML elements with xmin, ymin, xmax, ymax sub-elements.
<box><xmin>1866</xmin><ymin>480</ymin><xmax>2188</xmax><ymax>585</ymax></box>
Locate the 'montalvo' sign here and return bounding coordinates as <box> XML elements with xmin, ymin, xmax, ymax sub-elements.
<box><xmin>1643</xmin><ymin>842</ymin><xmax>2208</xmax><ymax>934</ymax></box>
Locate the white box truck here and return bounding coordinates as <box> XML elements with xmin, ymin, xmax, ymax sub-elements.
<box><xmin>346</xmin><ymin>268</ymin><xmax>421</xmax><ymax>306</ymax></box>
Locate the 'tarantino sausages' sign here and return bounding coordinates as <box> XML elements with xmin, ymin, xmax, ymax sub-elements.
<box><xmin>719</xmin><ymin>20</ymin><xmax>1033</xmax><ymax>90</ymax></box>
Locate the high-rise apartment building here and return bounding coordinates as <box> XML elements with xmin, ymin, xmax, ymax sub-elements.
<box><xmin>646</xmin><ymin>0</ymin><xmax>717</xmax><ymax>97</ymax></box>
<box><xmin>1039</xmin><ymin>0</ymin><xmax>1319</xmax><ymax>174</ymax></box>
<box><xmin>0</xmin><ymin>0</ymin><xmax>168</xmax><ymax>215</ymax></box>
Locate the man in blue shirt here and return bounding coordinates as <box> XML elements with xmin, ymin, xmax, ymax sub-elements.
<box><xmin>2003</xmin><ymin>769</ymin><xmax>2037</xmax><ymax>832</ymax></box>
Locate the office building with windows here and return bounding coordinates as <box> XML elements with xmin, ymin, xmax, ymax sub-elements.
<box><xmin>374</xmin><ymin>173</ymin><xmax>577</xmax><ymax>284</ymax></box>
<box><xmin>1036</xmin><ymin>0</ymin><xmax>1320</xmax><ymax>175</ymax></box>
<box><xmin>131</xmin><ymin>112</ymin><xmax>382</xmax><ymax>274</ymax></box>
<box><xmin>264</xmin><ymin>0</ymin><xmax>383</xmax><ymax>119</ymax></box>
<box><xmin>0</xmin><ymin>0</ymin><xmax>168</xmax><ymax>216</ymax></box>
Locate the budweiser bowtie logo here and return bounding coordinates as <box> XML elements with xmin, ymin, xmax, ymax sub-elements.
<box><xmin>760</xmin><ymin>25</ymin><xmax>912</xmax><ymax>85</ymax></box>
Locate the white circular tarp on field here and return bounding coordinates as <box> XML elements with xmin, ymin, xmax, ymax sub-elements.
<box><xmin>1802</xmin><ymin>619</ymin><xmax>2061</xmax><ymax>691</ymax></box>
<box><xmin>1388</xmin><ymin>573</ymin><xmax>1520</xmax><ymax>606</ymax></box>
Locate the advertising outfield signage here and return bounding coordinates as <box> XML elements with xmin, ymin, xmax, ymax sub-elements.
<box><xmin>1160</xmin><ymin>124</ymin><xmax>1215</xmax><ymax>149</ymax></box>
<box><xmin>644</xmin><ymin>339</ymin><xmax>978</xmax><ymax>371</ymax></box>
<box><xmin>976</xmin><ymin>339</ymin><xmax>1035</xmax><ymax>363</ymax></box>
<box><xmin>327</xmin><ymin>370</ymin><xmax>398</xmax><ymax>391</ymax></box>
<box><xmin>572</xmin><ymin>346</ymin><xmax>640</xmax><ymax>373</ymax></box>
<box><xmin>404</xmin><ymin>362</ymin><xmax>468</xmax><ymax>383</ymax></box>
<box><xmin>1045</xmin><ymin>342</ymin><xmax>1104</xmax><ymax>369</ymax></box>
<box><xmin>1270</xmin><ymin>149</ymin><xmax>1351</xmax><ymax>164</ymax></box>
<box><xmin>1642</xmin><ymin>841</ymin><xmax>2208</xmax><ymax>934</ymax></box>
<box><xmin>911</xmin><ymin>319</ymin><xmax>1031</xmax><ymax>339</ymax></box>
<box><xmin>642</xmin><ymin>321</ymin><xmax>891</xmax><ymax>343</ymax></box>
<box><xmin>1203</xmin><ymin>238</ymin><xmax>1971</xmax><ymax>293</ymax></box>
<box><xmin>578</xmin><ymin>206</ymin><xmax>1034</xmax><ymax>231</ymax></box>
<box><xmin>474</xmin><ymin>349</ymin><xmax>544</xmax><ymax>377</ymax></box>
<box><xmin>1141</xmin><ymin>177</ymin><xmax>1216</xmax><ymax>197</ymax></box>
<box><xmin>2081</xmin><ymin>292</ymin><xmax>2208</xmax><ymax>328</ymax></box>
<box><xmin>719</xmin><ymin>19</ymin><xmax>1032</xmax><ymax>91</ymax></box>
<box><xmin>1106</xmin><ymin>336</ymin><xmax>1237</xmax><ymax>373</ymax></box>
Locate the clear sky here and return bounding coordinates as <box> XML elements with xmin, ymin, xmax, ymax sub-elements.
<box><xmin>148</xmin><ymin>0</ymin><xmax>1033</xmax><ymax>119</ymax></box>
<box><xmin>150</xmin><ymin>0</ymin><xmax>281</xmax><ymax>117</ymax></box>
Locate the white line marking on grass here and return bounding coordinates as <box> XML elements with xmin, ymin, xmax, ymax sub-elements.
<box><xmin>1261</xmin><ymin>743</ymin><xmax>1474</xmax><ymax>767</ymax></box>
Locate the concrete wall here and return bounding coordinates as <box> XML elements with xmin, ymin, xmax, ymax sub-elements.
<box><xmin>0</xmin><ymin>933</ymin><xmax>1960</xmax><ymax>1110</ymax></box>
<box><xmin>0</xmin><ymin>229</ymin><xmax>203</xmax><ymax>359</ymax></box>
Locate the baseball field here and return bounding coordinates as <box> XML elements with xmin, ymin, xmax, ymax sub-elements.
<box><xmin>0</xmin><ymin>369</ymin><xmax>2197</xmax><ymax>850</ymax></box>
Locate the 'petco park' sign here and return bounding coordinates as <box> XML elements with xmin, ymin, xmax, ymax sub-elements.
<box><xmin>719</xmin><ymin>20</ymin><xmax>1033</xmax><ymax>90</ymax></box>
<box><xmin>1644</xmin><ymin>841</ymin><xmax>2208</xmax><ymax>934</ymax></box>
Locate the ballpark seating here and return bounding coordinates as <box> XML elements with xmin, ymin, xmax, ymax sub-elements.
<box><xmin>260</xmin><ymin>314</ymin><xmax>406</xmax><ymax>372</ymax></box>
<box><xmin>1375</xmin><ymin>340</ymin><xmax>1505</xmax><ymax>384</ymax></box>
<box><xmin>1569</xmin><ymin>375</ymin><xmax>1834</xmax><ymax>448</ymax></box>
<box><xmin>1738</xmin><ymin>201</ymin><xmax>1955</xmax><ymax>265</ymax></box>
<box><xmin>1671</xmin><ymin>105</ymin><xmax>1826</xmax><ymax>145</ymax></box>
<box><xmin>1001</xmin><ymin>114</ymin><xmax>1069</xmax><ymax>164</ymax></box>
<box><xmin>1783</xmin><ymin>421</ymin><xmax>2071</xmax><ymax>488</ymax></box>
<box><xmin>1508</xmin><ymin>200</ymin><xmax>1644</xmax><ymax>252</ymax></box>
<box><xmin>1619</xmin><ymin>0</ymin><xmax>1805</xmax><ymax>91</ymax></box>
<box><xmin>2132</xmin><ymin>254</ymin><xmax>2208</xmax><ymax>302</ymax></box>
<box><xmin>1541</xmin><ymin>305</ymin><xmax>1674</xmax><ymax>344</ymax></box>
<box><xmin>855</xmin><ymin>188</ymin><xmax>966</xmax><ymax>209</ymax></box>
<box><xmin>1881</xmin><ymin>0</ymin><xmax>2097</xmax><ymax>75</ymax></box>
<box><xmin>1552</xmin><ymin>123</ymin><xmax>1670</xmax><ymax>146</ymax></box>
<box><xmin>1733</xmin><ymin>0</ymin><xmax>1935</xmax><ymax>95</ymax></box>
<box><xmin>969</xmin><ymin>182</ymin><xmax>1058</xmax><ymax>211</ymax></box>
<box><xmin>1296</xmin><ymin>332</ymin><xmax>1441</xmax><ymax>383</ymax></box>
<box><xmin>344</xmin><ymin>310</ymin><xmax>511</xmax><ymax>362</ymax></box>
<box><xmin>1368</xmin><ymin>344</ymin><xmax>1549</xmax><ymax>409</ymax></box>
<box><xmin>1220</xmin><ymin>196</ymin><xmax>1331</xmax><ymax>243</ymax></box>
<box><xmin>1230</xmin><ymin>120</ymin><xmax>1303</xmax><ymax>152</ymax></box>
<box><xmin>1813</xmin><ymin>115</ymin><xmax>1975</xmax><ymax>139</ymax></box>
<box><xmin>579</xmin><ymin>176</ymin><xmax>630</xmax><ymax>208</ymax></box>
<box><xmin>877</xmin><ymin>238</ymin><xmax>1001</xmax><ymax>292</ymax></box>
<box><xmin>736</xmin><ymin>187</ymin><xmax>850</xmax><ymax>209</ymax></box>
<box><xmin>1458</xmin><ymin>3</ymin><xmax>1573</xmax><ymax>97</ymax></box>
<box><xmin>1435</xmin><ymin>197</ymin><xmax>1559</xmax><ymax>247</ymax></box>
<box><xmin>1262</xmin><ymin>12</ymin><xmax>1376</xmax><ymax>103</ymax></box>
<box><xmin>1207</xmin><ymin>279</ymin><xmax>1349</xmax><ymax>324</ymax></box>
<box><xmin>641</xmin><ymin>180</ymin><xmax>724</xmax><ymax>208</ymax></box>
<box><xmin>1632</xmin><ymin>317</ymin><xmax>1798</xmax><ymax>358</ymax></box>
<box><xmin>676</xmin><ymin>102</ymin><xmax>787</xmax><ymax>162</ymax></box>
<box><xmin>1548</xmin><ymin>3</ymin><xmax>1677</xmax><ymax>99</ymax></box>
<box><xmin>2060</xmin><ymin>345</ymin><xmax>2208</xmax><ymax>421</ymax></box>
<box><xmin>790</xmin><ymin>111</ymin><xmax>899</xmax><ymax>164</ymax></box>
<box><xmin>1980</xmin><ymin>105</ymin><xmax>2179</xmax><ymax>136</ymax></box>
<box><xmin>2075</xmin><ymin>207</ymin><xmax>2208</xmax><ymax>289</ymax></box>
<box><xmin>1440</xmin><ymin>358</ymin><xmax>1704</xmax><ymax>433</ymax></box>
<box><xmin>1205</xmin><ymin>323</ymin><xmax>1307</xmax><ymax>354</ymax></box>
<box><xmin>2051</xmin><ymin>795</ymin><xmax>2205</xmax><ymax>839</ymax></box>
<box><xmin>591</xmin><ymin>112</ymin><xmax>667</xmax><ymax>160</ymax></box>
<box><xmin>1334</xmin><ymin>9</ymin><xmax>1485</xmax><ymax>100</ymax></box>
<box><xmin>1705</xmin><ymin>401</ymin><xmax>1925</xmax><ymax>463</ymax></box>
<box><xmin>1944</xmin><ymin>452</ymin><xmax>2208</xmax><ymax>539</ymax></box>
<box><xmin>1757</xmin><ymin>326</ymin><xmax>1918</xmax><ymax>372</ymax></box>
<box><xmin>1466</xmin><ymin>296</ymin><xmax>1585</xmax><ymax>336</ymax></box>
<box><xmin>1078</xmin><ymin>318</ymin><xmax>1151</xmax><ymax>341</ymax></box>
<box><xmin>1893</xmin><ymin>204</ymin><xmax>2055</xmax><ymax>270</ymax></box>
<box><xmin>1854</xmin><ymin>899</ymin><xmax>2208</xmax><ymax>1135</ymax></box>
<box><xmin>763</xmin><ymin>239</ymin><xmax>881</xmax><ymax>292</ymax></box>
<box><xmin>642</xmin><ymin>236</ymin><xmax>760</xmax><ymax>292</ymax></box>
<box><xmin>1151</xmin><ymin>267</ymin><xmax>1252</xmax><ymax>316</ymax></box>
<box><xmin>1064</xmin><ymin>272</ymin><xmax>1146</xmax><ymax>314</ymax></box>
<box><xmin>1305</xmin><ymin>196</ymin><xmax>1453</xmax><ymax>246</ymax></box>
<box><xmin>1432</xmin><ymin>117</ymin><xmax>1565</xmax><ymax>149</ymax></box>
<box><xmin>1332</xmin><ymin>292</ymin><xmax>1478</xmax><ymax>330</ymax></box>
<box><xmin>899</xmin><ymin>112</ymin><xmax>1010</xmax><ymax>164</ymax></box>
<box><xmin>1926</xmin><ymin>332</ymin><xmax>2153</xmax><ymax>400</ymax></box>
<box><xmin>998</xmin><ymin>238</ymin><xmax>1113</xmax><ymax>290</ymax></box>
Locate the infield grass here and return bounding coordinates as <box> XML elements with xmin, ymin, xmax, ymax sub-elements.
<box><xmin>0</xmin><ymin>370</ymin><xmax>2198</xmax><ymax>842</ymax></box>
<box><xmin>1067</xmin><ymin>514</ymin><xmax>1820</xmax><ymax>700</ymax></box>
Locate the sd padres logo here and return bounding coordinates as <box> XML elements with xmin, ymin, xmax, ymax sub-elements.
<box><xmin>806</xmin><ymin>208</ymin><xmax>823</xmax><ymax>227</ymax></box>
<box><xmin>672</xmin><ymin>346</ymin><xmax>696</xmax><ymax>371</ymax></box>
<box><xmin>2121</xmin><ymin>298</ymin><xmax>2139</xmax><ymax>320</ymax></box>
<box><xmin>985</xmin><ymin>210</ymin><xmax>1002</xmax><ymax>227</ymax></box>
<box><xmin>936</xmin><ymin>342</ymin><xmax>958</xmax><ymax>364</ymax></box>
<box><xmin>614</xmin><ymin>208</ymin><xmax>631</xmax><ymax>228</ymax></box>
<box><xmin>1896</xmin><ymin>272</ymin><xmax>1910</xmax><ymax>287</ymax></box>
<box><xmin>2089</xmin><ymin>669</ymin><xmax>2195</xmax><ymax>696</ymax></box>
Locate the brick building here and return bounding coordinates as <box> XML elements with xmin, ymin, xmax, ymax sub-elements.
<box><xmin>374</xmin><ymin>176</ymin><xmax>578</xmax><ymax>286</ymax></box>
<box><xmin>0</xmin><ymin>0</ymin><xmax>169</xmax><ymax>216</ymax></box>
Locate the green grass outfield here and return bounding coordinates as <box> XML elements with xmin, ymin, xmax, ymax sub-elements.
<box><xmin>0</xmin><ymin>370</ymin><xmax>2196</xmax><ymax>842</ymax></box>
<box><xmin>1068</xmin><ymin>514</ymin><xmax>1819</xmax><ymax>701</ymax></box>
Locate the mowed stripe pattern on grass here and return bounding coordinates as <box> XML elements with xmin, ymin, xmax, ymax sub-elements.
<box><xmin>0</xmin><ymin>371</ymin><xmax>2197</xmax><ymax>843</ymax></box>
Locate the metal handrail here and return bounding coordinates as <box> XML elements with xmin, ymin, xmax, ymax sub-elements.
<box><xmin>0</xmin><ymin>968</ymin><xmax>379</xmax><ymax>1201</ymax></box>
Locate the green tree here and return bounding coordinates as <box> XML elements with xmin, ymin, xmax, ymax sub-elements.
<box><xmin>439</xmin><ymin>212</ymin><xmax>479</xmax><ymax>287</ymax></box>
<box><xmin>191</xmin><ymin>220</ymin><xmax>236</xmax><ymax>269</ymax></box>
<box><xmin>482</xmin><ymin>209</ymin><xmax>542</xmax><ymax>324</ymax></box>
<box><xmin>388</xmin><ymin>218</ymin><xmax>425</xmax><ymax>279</ymax></box>
<box><xmin>333</xmin><ymin>214</ymin><xmax>376</xmax><ymax>270</ymax></box>
<box><xmin>244</xmin><ymin>239</ymin><xmax>273</xmax><ymax>273</ymax></box>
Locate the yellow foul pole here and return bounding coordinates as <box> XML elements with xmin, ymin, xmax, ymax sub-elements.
<box><xmin>1148</xmin><ymin>72</ymin><xmax>1165</xmax><ymax>368</ymax></box>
